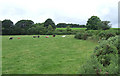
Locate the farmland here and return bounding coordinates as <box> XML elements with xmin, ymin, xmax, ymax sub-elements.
<box><xmin>1</xmin><ymin>15</ymin><xmax>119</xmax><ymax>74</ymax></box>
<box><xmin>2</xmin><ymin>35</ymin><xmax>98</xmax><ymax>74</ymax></box>
<box><xmin>56</xmin><ymin>28</ymin><xmax>87</xmax><ymax>30</ymax></box>
<box><xmin>56</xmin><ymin>28</ymin><xmax>120</xmax><ymax>30</ymax></box>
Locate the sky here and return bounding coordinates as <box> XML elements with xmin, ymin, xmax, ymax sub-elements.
<box><xmin>0</xmin><ymin>0</ymin><xmax>119</xmax><ymax>28</ymax></box>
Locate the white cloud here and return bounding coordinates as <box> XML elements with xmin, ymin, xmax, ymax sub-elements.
<box><xmin>0</xmin><ymin>0</ymin><xmax>119</xmax><ymax>27</ymax></box>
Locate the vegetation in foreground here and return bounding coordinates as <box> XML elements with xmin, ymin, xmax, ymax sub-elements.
<box><xmin>79</xmin><ymin>36</ymin><xmax>120</xmax><ymax>75</ymax></box>
<box><xmin>74</xmin><ymin>29</ymin><xmax>120</xmax><ymax>75</ymax></box>
<box><xmin>2</xmin><ymin>35</ymin><xmax>97</xmax><ymax>74</ymax></box>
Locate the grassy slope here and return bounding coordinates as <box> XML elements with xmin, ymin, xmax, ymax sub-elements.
<box><xmin>2</xmin><ymin>35</ymin><xmax>97</xmax><ymax>74</ymax></box>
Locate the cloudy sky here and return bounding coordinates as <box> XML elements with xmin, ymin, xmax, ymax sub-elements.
<box><xmin>0</xmin><ymin>0</ymin><xmax>119</xmax><ymax>28</ymax></box>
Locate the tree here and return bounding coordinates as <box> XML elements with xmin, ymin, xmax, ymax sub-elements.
<box><xmin>14</xmin><ymin>20</ymin><xmax>34</xmax><ymax>35</ymax></box>
<box><xmin>101</xmin><ymin>21</ymin><xmax>111</xmax><ymax>30</ymax></box>
<box><xmin>86</xmin><ymin>16</ymin><xmax>111</xmax><ymax>30</ymax></box>
<box><xmin>15</xmin><ymin>20</ymin><xmax>34</xmax><ymax>30</ymax></box>
<box><xmin>27</xmin><ymin>24</ymin><xmax>47</xmax><ymax>35</ymax></box>
<box><xmin>86</xmin><ymin>16</ymin><xmax>102</xmax><ymax>30</ymax></box>
<box><xmin>48</xmin><ymin>25</ymin><xmax>53</xmax><ymax>31</ymax></box>
<box><xmin>44</xmin><ymin>18</ymin><xmax>56</xmax><ymax>30</ymax></box>
<box><xmin>2</xmin><ymin>19</ymin><xmax>14</xmax><ymax>35</ymax></box>
<box><xmin>2</xmin><ymin>19</ymin><xmax>14</xmax><ymax>28</ymax></box>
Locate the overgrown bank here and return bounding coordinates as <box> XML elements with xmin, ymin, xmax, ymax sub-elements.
<box><xmin>74</xmin><ymin>30</ymin><xmax>120</xmax><ymax>75</ymax></box>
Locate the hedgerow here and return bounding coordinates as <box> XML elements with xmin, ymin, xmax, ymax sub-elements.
<box><xmin>79</xmin><ymin>36</ymin><xmax>119</xmax><ymax>75</ymax></box>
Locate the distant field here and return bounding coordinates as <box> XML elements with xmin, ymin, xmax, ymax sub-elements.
<box><xmin>56</xmin><ymin>28</ymin><xmax>87</xmax><ymax>30</ymax></box>
<box><xmin>110</xmin><ymin>28</ymin><xmax>120</xmax><ymax>30</ymax></box>
<box><xmin>2</xmin><ymin>35</ymin><xmax>97</xmax><ymax>74</ymax></box>
<box><xmin>56</xmin><ymin>28</ymin><xmax>120</xmax><ymax>30</ymax></box>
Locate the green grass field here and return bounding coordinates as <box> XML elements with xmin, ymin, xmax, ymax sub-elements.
<box><xmin>56</xmin><ymin>28</ymin><xmax>87</xmax><ymax>30</ymax></box>
<box><xmin>56</xmin><ymin>28</ymin><xmax>120</xmax><ymax>30</ymax></box>
<box><xmin>2</xmin><ymin>35</ymin><xmax>98</xmax><ymax>74</ymax></box>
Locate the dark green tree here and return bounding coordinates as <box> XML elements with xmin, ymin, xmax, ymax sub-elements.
<box><xmin>15</xmin><ymin>20</ymin><xmax>34</xmax><ymax>29</ymax></box>
<box><xmin>2</xmin><ymin>19</ymin><xmax>14</xmax><ymax>28</ymax></box>
<box><xmin>27</xmin><ymin>24</ymin><xmax>47</xmax><ymax>35</ymax></box>
<box><xmin>48</xmin><ymin>25</ymin><xmax>53</xmax><ymax>31</ymax></box>
<box><xmin>14</xmin><ymin>20</ymin><xmax>34</xmax><ymax>34</ymax></box>
<box><xmin>44</xmin><ymin>18</ymin><xmax>56</xmax><ymax>30</ymax></box>
<box><xmin>101</xmin><ymin>21</ymin><xmax>111</xmax><ymax>30</ymax></box>
<box><xmin>2</xmin><ymin>19</ymin><xmax>14</xmax><ymax>35</ymax></box>
<box><xmin>86</xmin><ymin>16</ymin><xmax>102</xmax><ymax>30</ymax></box>
<box><xmin>86</xmin><ymin>16</ymin><xmax>111</xmax><ymax>30</ymax></box>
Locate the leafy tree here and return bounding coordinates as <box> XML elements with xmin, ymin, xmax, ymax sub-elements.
<box><xmin>27</xmin><ymin>24</ymin><xmax>47</xmax><ymax>35</ymax></box>
<box><xmin>48</xmin><ymin>25</ymin><xmax>53</xmax><ymax>31</ymax></box>
<box><xmin>86</xmin><ymin>16</ymin><xmax>102</xmax><ymax>30</ymax></box>
<box><xmin>45</xmin><ymin>25</ymin><xmax>54</xmax><ymax>35</ymax></box>
<box><xmin>2</xmin><ymin>19</ymin><xmax>14</xmax><ymax>35</ymax></box>
<box><xmin>14</xmin><ymin>20</ymin><xmax>34</xmax><ymax>35</ymax></box>
<box><xmin>86</xmin><ymin>16</ymin><xmax>111</xmax><ymax>30</ymax></box>
<box><xmin>101</xmin><ymin>21</ymin><xmax>111</xmax><ymax>30</ymax></box>
<box><xmin>12</xmin><ymin>27</ymin><xmax>24</xmax><ymax>35</ymax></box>
<box><xmin>27</xmin><ymin>27</ymin><xmax>36</xmax><ymax>35</ymax></box>
<box><xmin>2</xmin><ymin>19</ymin><xmax>14</xmax><ymax>28</ymax></box>
<box><xmin>44</xmin><ymin>18</ymin><xmax>56</xmax><ymax>30</ymax></box>
<box><xmin>15</xmin><ymin>20</ymin><xmax>34</xmax><ymax>30</ymax></box>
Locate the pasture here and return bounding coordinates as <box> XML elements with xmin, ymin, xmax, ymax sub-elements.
<box><xmin>2</xmin><ymin>35</ymin><xmax>98</xmax><ymax>74</ymax></box>
<box><xmin>56</xmin><ymin>28</ymin><xmax>87</xmax><ymax>30</ymax></box>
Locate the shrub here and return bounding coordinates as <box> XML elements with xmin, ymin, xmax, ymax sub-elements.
<box><xmin>66</xmin><ymin>26</ymin><xmax>72</xmax><ymax>31</ymax></box>
<box><xmin>74</xmin><ymin>32</ymin><xmax>88</xmax><ymax>40</ymax></box>
<box><xmin>107</xmin><ymin>36</ymin><xmax>120</xmax><ymax>54</ymax></box>
<box><xmin>79</xmin><ymin>36</ymin><xmax>119</xmax><ymax>74</ymax></box>
<box><xmin>89</xmin><ymin>35</ymin><xmax>100</xmax><ymax>41</ymax></box>
<box><xmin>98</xmin><ymin>30</ymin><xmax>116</xmax><ymax>40</ymax></box>
<box><xmin>86</xmin><ymin>30</ymin><xmax>101</xmax><ymax>36</ymax></box>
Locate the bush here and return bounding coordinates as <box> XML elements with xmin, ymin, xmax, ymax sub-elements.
<box><xmin>74</xmin><ymin>32</ymin><xmax>88</xmax><ymax>40</ymax></box>
<box><xmin>79</xmin><ymin>56</ymin><xmax>103</xmax><ymax>74</ymax></box>
<box><xmin>94</xmin><ymin>36</ymin><xmax>118</xmax><ymax>67</ymax></box>
<box><xmin>98</xmin><ymin>30</ymin><xmax>116</xmax><ymax>40</ymax></box>
<box><xmin>86</xmin><ymin>30</ymin><xmax>101</xmax><ymax>36</ymax></box>
<box><xmin>79</xmin><ymin>36</ymin><xmax>119</xmax><ymax>74</ymax></box>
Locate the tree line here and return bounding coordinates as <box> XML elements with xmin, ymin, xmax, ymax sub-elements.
<box><xmin>1</xmin><ymin>16</ymin><xmax>111</xmax><ymax>35</ymax></box>
<box><xmin>56</xmin><ymin>23</ymin><xmax>85</xmax><ymax>28</ymax></box>
<box><xmin>2</xmin><ymin>18</ymin><xmax>56</xmax><ymax>35</ymax></box>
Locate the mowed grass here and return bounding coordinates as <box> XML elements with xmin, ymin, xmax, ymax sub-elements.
<box><xmin>56</xmin><ymin>28</ymin><xmax>86</xmax><ymax>30</ymax></box>
<box><xmin>2</xmin><ymin>35</ymin><xmax>98</xmax><ymax>74</ymax></box>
